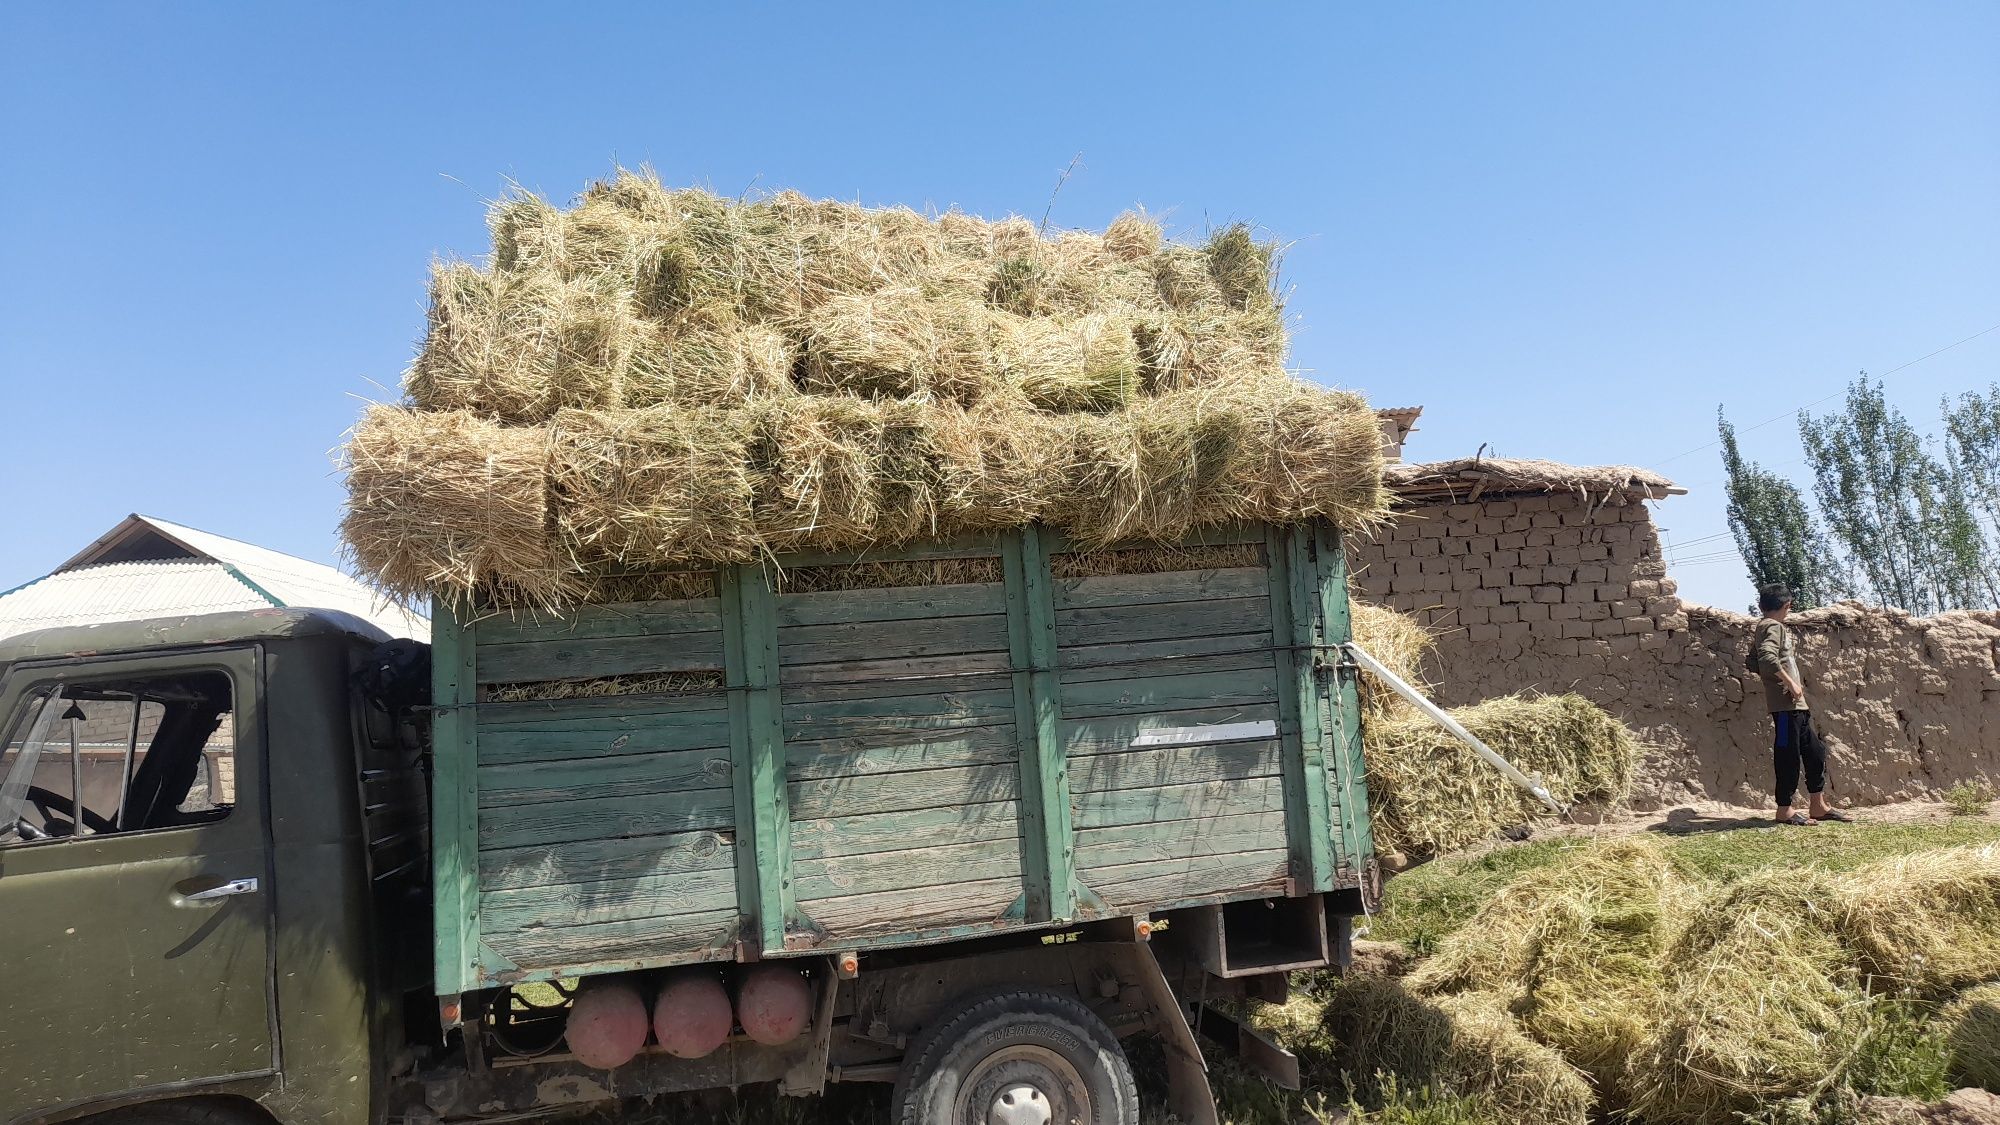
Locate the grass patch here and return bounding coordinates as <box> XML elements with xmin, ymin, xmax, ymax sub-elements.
<box><xmin>1945</xmin><ymin>779</ymin><xmax>1995</xmax><ymax>817</ymax></box>
<box><xmin>1367</xmin><ymin>841</ymin><xmax>1567</xmax><ymax>953</ymax></box>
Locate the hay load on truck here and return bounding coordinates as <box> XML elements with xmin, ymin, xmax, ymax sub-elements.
<box><xmin>0</xmin><ymin>173</ymin><xmax>1400</xmax><ymax>1125</ymax></box>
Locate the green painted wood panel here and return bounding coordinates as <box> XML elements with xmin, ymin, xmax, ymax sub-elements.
<box><xmin>1074</xmin><ymin>774</ymin><xmax>1287</xmax><ymax>830</ymax></box>
<box><xmin>1058</xmin><ymin>632</ymin><xmax>1270</xmax><ymax>672</ymax></box>
<box><xmin>794</xmin><ymin>838</ymin><xmax>1024</xmax><ymax>902</ymax></box>
<box><xmin>1316</xmin><ymin>522</ymin><xmax>1374</xmax><ymax>872</ymax></box>
<box><xmin>477</xmin><ymin>785</ymin><xmax>735</xmax><ymax>851</ymax></box>
<box><xmin>1268</xmin><ymin>525</ymin><xmax>1336</xmax><ymax>893</ymax></box>
<box><xmin>788</xmin><ymin>762</ymin><xmax>1022</xmax><ymax>821</ymax></box>
<box><xmin>484</xmin><ymin>908</ymin><xmax>739</xmax><ymax>973</ymax></box>
<box><xmin>781</xmin><ymin>669</ymin><xmax>1014</xmax><ymax>705</ymax></box>
<box><xmin>777</xmin><ymin>614</ymin><xmax>1010</xmax><ymax>665</ymax></box>
<box><xmin>1073</xmin><ymin>811</ymin><xmax>1288</xmax><ymax>869</ymax></box>
<box><xmin>483</xmin><ymin>859</ymin><xmax>739</xmax><ymax>932</ymax></box>
<box><xmin>779</xmin><ymin>689</ymin><xmax>1018</xmax><ymax>740</ymax></box>
<box><xmin>429</xmin><ymin>602</ymin><xmax>480</xmax><ymax>995</ymax></box>
<box><xmin>475</xmin><ymin>691</ymin><xmax>728</xmax><ymax>728</ymax></box>
<box><xmin>789</xmin><ymin>800</ymin><xmax>1021</xmax><ymax>862</ymax></box>
<box><xmin>1053</xmin><ymin>597</ymin><xmax>1271</xmax><ymax>648</ymax></box>
<box><xmin>786</xmin><ymin>725</ymin><xmax>1021</xmax><ymax>781</ymax></box>
<box><xmin>1068</xmin><ymin>739</ymin><xmax>1282</xmax><ymax>794</ymax></box>
<box><xmin>802</xmin><ymin>876</ymin><xmax>1024</xmax><ymax>939</ymax></box>
<box><xmin>1004</xmin><ymin>525</ymin><xmax>1076</xmax><ymax>923</ymax></box>
<box><xmin>479</xmin><ymin>828</ymin><xmax>734</xmax><ymax>891</ymax></box>
<box><xmin>1053</xmin><ymin>566</ymin><xmax>1269</xmax><ymax>611</ymax></box>
<box><xmin>1089</xmin><ymin>849</ymin><xmax>1291</xmax><ymax>911</ymax></box>
<box><xmin>475</xmin><ymin>599</ymin><xmax>720</xmax><ymax>646</ymax></box>
<box><xmin>776</xmin><ymin>582</ymin><xmax>1005</xmax><ymax>627</ymax></box>
<box><xmin>476</xmin><ymin>630</ymin><xmax>724</xmax><ymax>684</ymax></box>
<box><xmin>475</xmin><ymin>717</ymin><xmax>733</xmax><ymax>767</ymax></box>
<box><xmin>721</xmin><ymin>565</ymin><xmax>794</xmax><ymax>955</ymax></box>
<box><xmin>476</xmin><ymin>748</ymin><xmax>732</xmax><ymax>807</ymax></box>
<box><xmin>779</xmin><ymin>650</ymin><xmax>1010</xmax><ymax>686</ymax></box>
<box><xmin>1061</xmin><ymin>704</ymin><xmax>1283</xmax><ymax>758</ymax></box>
<box><xmin>1059</xmin><ymin>649</ymin><xmax>1274</xmax><ymax>686</ymax></box>
<box><xmin>1058</xmin><ymin>666</ymin><xmax>1279</xmax><ymax>721</ymax></box>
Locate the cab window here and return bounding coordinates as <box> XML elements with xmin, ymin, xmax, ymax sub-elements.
<box><xmin>0</xmin><ymin>670</ymin><xmax>235</xmax><ymax>845</ymax></box>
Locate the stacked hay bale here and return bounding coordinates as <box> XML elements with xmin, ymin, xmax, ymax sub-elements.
<box><xmin>1350</xmin><ymin>603</ymin><xmax>1642</xmax><ymax>860</ymax></box>
<box><xmin>1333</xmin><ymin>839</ymin><xmax>2000</xmax><ymax>1125</ymax></box>
<box><xmin>341</xmin><ymin>170</ymin><xmax>1388</xmax><ymax>609</ymax></box>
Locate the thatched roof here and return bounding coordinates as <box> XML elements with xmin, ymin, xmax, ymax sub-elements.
<box><xmin>1385</xmin><ymin>456</ymin><xmax>1682</xmax><ymax>506</ymax></box>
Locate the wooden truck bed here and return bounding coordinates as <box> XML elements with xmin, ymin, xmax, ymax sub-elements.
<box><xmin>428</xmin><ymin>522</ymin><xmax>1372</xmax><ymax>993</ymax></box>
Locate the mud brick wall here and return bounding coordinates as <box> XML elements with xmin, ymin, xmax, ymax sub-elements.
<box><xmin>1352</xmin><ymin>489</ymin><xmax>1999</xmax><ymax>810</ymax></box>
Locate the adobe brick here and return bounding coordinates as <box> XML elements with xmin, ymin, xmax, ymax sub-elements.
<box><xmin>1579</xmin><ymin>544</ymin><xmax>1610</xmax><ymax>562</ymax></box>
<box><xmin>1517</xmin><ymin>602</ymin><xmax>1551</xmax><ymax>622</ymax></box>
<box><xmin>1521</xmin><ymin>547</ymin><xmax>1551</xmax><ymax>566</ymax></box>
<box><xmin>1531</xmin><ymin>512</ymin><xmax>1564</xmax><ymax>528</ymax></box>
<box><xmin>1575</xmin><ymin>563</ymin><xmax>1606</xmax><ymax>583</ymax></box>
<box><xmin>1411</xmin><ymin>538</ymin><xmax>1441</xmax><ymax>558</ymax></box>
<box><xmin>1512</xmin><ymin>568</ymin><xmax>1543</xmax><ymax>585</ymax></box>
<box><xmin>1496</xmin><ymin>532</ymin><xmax>1527</xmax><ymax>550</ymax></box>
<box><xmin>1560</xmin><ymin>620</ymin><xmax>1594</xmax><ymax>639</ymax></box>
<box><xmin>1392</xmin><ymin>522</ymin><xmax>1421</xmax><ymax>542</ymax></box>
<box><xmin>1551</xmin><ymin>603</ymin><xmax>1583</xmax><ymax>620</ymax></box>
<box><xmin>1525</xmin><ymin>529</ymin><xmax>1556</xmax><ymax>547</ymax></box>
<box><xmin>1532</xmin><ymin>585</ymin><xmax>1564</xmax><ymax>604</ymax></box>
<box><xmin>1551</xmin><ymin>547</ymin><xmax>1583</xmax><ymax>566</ymax></box>
<box><xmin>1546</xmin><ymin>638</ymin><xmax>1581</xmax><ymax>657</ymax></box>
<box><xmin>1452</xmin><ymin>572</ymin><xmax>1481</xmax><ymax>592</ymax></box>
<box><xmin>1503</xmin><ymin>515</ymin><xmax>1533</xmax><ymax>532</ymax></box>
<box><xmin>1491</xmin><ymin>549</ymin><xmax>1521</xmax><ymax>569</ymax></box>
<box><xmin>1460</xmin><ymin>605</ymin><xmax>1491</xmax><ymax>626</ymax></box>
<box><xmin>1474</xmin><ymin>518</ymin><xmax>1505</xmax><ymax>535</ymax></box>
<box><xmin>1490</xmin><ymin>604</ymin><xmax>1521</xmax><ymax>624</ymax></box>
<box><xmin>1480</xmin><ymin>571</ymin><xmax>1508</xmax><ymax>589</ymax></box>
<box><xmin>1624</xmin><ymin>616</ymin><xmax>1654</xmax><ymax>634</ymax></box>
<box><xmin>1595</xmin><ymin>583</ymin><xmax>1627</xmax><ymax>601</ymax></box>
<box><xmin>1610</xmin><ymin>599</ymin><xmax>1646</xmax><ymax>619</ymax></box>
<box><xmin>1468</xmin><ymin>536</ymin><xmax>1496</xmax><ymax>555</ymax></box>
<box><xmin>1581</xmin><ymin>602</ymin><xmax>1612</xmax><ymax>621</ymax></box>
<box><xmin>1564</xmin><ymin>585</ymin><xmax>1596</xmax><ymax>604</ymax></box>
<box><xmin>1593</xmin><ymin>616</ymin><xmax>1625</xmax><ymax>636</ymax></box>
<box><xmin>1468</xmin><ymin>587</ymin><xmax>1502</xmax><ymax>608</ymax></box>
<box><xmin>1656</xmin><ymin>612</ymin><xmax>1690</xmax><ymax>631</ymax></box>
<box><xmin>1545</xmin><ymin>566</ymin><xmax>1576</xmax><ymax>585</ymax></box>
<box><xmin>1498</xmin><ymin>621</ymin><xmax>1532</xmax><ymax>642</ymax></box>
<box><xmin>1446</xmin><ymin>504</ymin><xmax>1483</xmax><ymax>521</ymax></box>
<box><xmin>1578</xmin><ymin>639</ymin><xmax>1613</xmax><ymax>656</ymax></box>
<box><xmin>1500</xmin><ymin>586</ymin><xmax>1531</xmax><ymax>603</ymax></box>
<box><xmin>1418</xmin><ymin>521</ymin><xmax>1447</xmax><ymax>538</ymax></box>
<box><xmin>1485</xmin><ymin>501</ymin><xmax>1518</xmax><ymax>517</ymax></box>
<box><xmin>1468</xmin><ymin>623</ymin><xmax>1502</xmax><ymax>642</ymax></box>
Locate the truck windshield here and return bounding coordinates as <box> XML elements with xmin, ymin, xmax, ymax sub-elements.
<box><xmin>0</xmin><ymin>688</ymin><xmax>63</xmax><ymax>840</ymax></box>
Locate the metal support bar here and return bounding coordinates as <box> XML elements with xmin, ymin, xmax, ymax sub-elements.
<box><xmin>1341</xmin><ymin>642</ymin><xmax>1567</xmax><ymax>815</ymax></box>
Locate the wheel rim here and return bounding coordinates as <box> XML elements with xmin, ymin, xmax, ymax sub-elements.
<box><xmin>953</xmin><ymin>1044</ymin><xmax>1090</xmax><ymax>1125</ymax></box>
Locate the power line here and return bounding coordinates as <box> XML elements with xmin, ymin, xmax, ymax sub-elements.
<box><xmin>1650</xmin><ymin>318</ymin><xmax>2000</xmax><ymax>470</ymax></box>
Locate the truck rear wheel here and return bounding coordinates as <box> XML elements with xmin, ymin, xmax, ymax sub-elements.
<box><xmin>891</xmin><ymin>989</ymin><xmax>1139</xmax><ymax>1125</ymax></box>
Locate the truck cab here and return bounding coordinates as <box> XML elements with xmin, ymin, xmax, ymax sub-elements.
<box><xmin>0</xmin><ymin>609</ymin><xmax>426</xmax><ymax>1125</ymax></box>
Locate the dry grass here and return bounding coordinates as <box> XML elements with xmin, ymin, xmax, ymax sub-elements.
<box><xmin>1349</xmin><ymin>603</ymin><xmax>1436</xmax><ymax>724</ymax></box>
<box><xmin>347</xmin><ymin>171</ymin><xmax>1384</xmax><ymax>605</ymax></box>
<box><xmin>1837</xmin><ymin>842</ymin><xmax>2000</xmax><ymax>994</ymax></box>
<box><xmin>1364</xmin><ymin>694</ymin><xmax>1641</xmax><ymax>860</ymax></box>
<box><xmin>1943</xmin><ymin>982</ymin><xmax>2000</xmax><ymax>1091</ymax></box>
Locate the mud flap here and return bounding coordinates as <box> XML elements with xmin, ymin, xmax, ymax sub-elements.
<box><xmin>1102</xmin><ymin>941</ymin><xmax>1220</xmax><ymax>1125</ymax></box>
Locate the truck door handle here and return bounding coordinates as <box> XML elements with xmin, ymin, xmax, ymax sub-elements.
<box><xmin>176</xmin><ymin>877</ymin><xmax>260</xmax><ymax>905</ymax></box>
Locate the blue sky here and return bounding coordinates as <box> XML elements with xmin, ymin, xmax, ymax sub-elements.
<box><xmin>3</xmin><ymin>2</ymin><xmax>1995</xmax><ymax>610</ymax></box>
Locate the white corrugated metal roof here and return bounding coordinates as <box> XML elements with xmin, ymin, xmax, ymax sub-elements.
<box><xmin>0</xmin><ymin>515</ymin><xmax>428</xmax><ymax>642</ymax></box>
<box><xmin>0</xmin><ymin>561</ymin><xmax>273</xmax><ymax>639</ymax></box>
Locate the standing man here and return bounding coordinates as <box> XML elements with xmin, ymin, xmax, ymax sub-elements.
<box><xmin>1752</xmin><ymin>584</ymin><xmax>1852</xmax><ymax>826</ymax></box>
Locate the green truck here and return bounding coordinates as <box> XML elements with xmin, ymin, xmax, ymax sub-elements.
<box><xmin>0</xmin><ymin>523</ymin><xmax>1378</xmax><ymax>1125</ymax></box>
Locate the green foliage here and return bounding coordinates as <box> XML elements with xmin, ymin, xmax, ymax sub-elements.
<box><xmin>1845</xmin><ymin>997</ymin><xmax>1953</xmax><ymax>1103</ymax></box>
<box><xmin>1798</xmin><ymin>377</ymin><xmax>1996</xmax><ymax>614</ymax></box>
<box><xmin>1944</xmin><ymin>386</ymin><xmax>2000</xmax><ymax>605</ymax></box>
<box><xmin>1718</xmin><ymin>407</ymin><xmax>1846</xmax><ymax>609</ymax></box>
<box><xmin>1945</xmin><ymin>780</ymin><xmax>1996</xmax><ymax>817</ymax></box>
<box><xmin>1344</xmin><ymin>1076</ymin><xmax>1495</xmax><ymax>1125</ymax></box>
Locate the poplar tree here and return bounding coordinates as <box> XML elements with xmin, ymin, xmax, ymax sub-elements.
<box><xmin>1717</xmin><ymin>408</ymin><xmax>1845</xmax><ymax>609</ymax></box>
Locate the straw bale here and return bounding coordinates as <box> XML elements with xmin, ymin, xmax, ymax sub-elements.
<box><xmin>1133</xmin><ymin>308</ymin><xmax>1286</xmax><ymax>393</ymax></box>
<box><xmin>1838</xmin><ymin>843</ymin><xmax>2000</xmax><ymax>994</ymax></box>
<box><xmin>1408</xmin><ymin>837</ymin><xmax>1691</xmax><ymax>1102</ymax></box>
<box><xmin>407</xmin><ymin>264</ymin><xmax>668</xmax><ymax>422</ymax></box>
<box><xmin>991</xmin><ymin>310</ymin><xmax>1142</xmax><ymax>411</ymax></box>
<box><xmin>1221</xmin><ymin>378</ymin><xmax>1391</xmax><ymax>533</ymax></box>
<box><xmin>1943</xmin><ymin>983</ymin><xmax>2000</xmax><ymax>1091</ymax></box>
<box><xmin>549</xmin><ymin>406</ymin><xmax>760</xmax><ymax>570</ymax></box>
<box><xmin>927</xmin><ymin>397</ymin><xmax>1071</xmax><ymax>534</ymax></box>
<box><xmin>1365</xmin><ymin>694</ymin><xmax>1640</xmax><ymax>860</ymax></box>
<box><xmin>1103</xmin><ymin>211</ymin><xmax>1163</xmax><ymax>262</ymax></box>
<box><xmin>796</xmin><ymin>289</ymin><xmax>994</xmax><ymax>401</ymax></box>
<box><xmin>1628</xmin><ymin>869</ymin><xmax>1871</xmax><ymax>1125</ymax></box>
<box><xmin>1204</xmin><ymin>223</ymin><xmax>1280</xmax><ymax>311</ymax></box>
<box><xmin>1322</xmin><ymin>978</ymin><xmax>1593</xmax><ymax>1125</ymax></box>
<box><xmin>1350</xmin><ymin>603</ymin><xmax>1435</xmax><ymax>724</ymax></box>
<box><xmin>341</xmin><ymin>406</ymin><xmax>565</xmax><ymax>608</ymax></box>
<box><xmin>747</xmin><ymin>395</ymin><xmax>938</xmax><ymax>552</ymax></box>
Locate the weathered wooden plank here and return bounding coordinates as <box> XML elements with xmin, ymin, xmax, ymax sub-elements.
<box><xmin>794</xmin><ymin>837</ymin><xmax>1024</xmax><ymax>902</ymax></box>
<box><xmin>788</xmin><ymin>762</ymin><xmax>1021</xmax><ymax>821</ymax></box>
<box><xmin>1060</xmin><ymin>649</ymin><xmax>1275</xmax><ymax>686</ymax></box>
<box><xmin>1061</xmin><ymin>704</ymin><xmax>1283</xmax><ymax>757</ymax></box>
<box><xmin>1277</xmin><ymin>524</ymin><xmax>1334</xmax><ymax>893</ymax></box>
<box><xmin>786</xmin><ymin>725</ymin><xmax>1021</xmax><ymax>782</ymax></box>
<box><xmin>1074</xmin><ymin>774</ymin><xmax>1286</xmax><ymax>830</ymax></box>
<box><xmin>1053</xmin><ymin>566</ymin><xmax>1269</xmax><ymax>611</ymax></box>
<box><xmin>1073</xmin><ymin>811</ymin><xmax>1288</xmax><ymax>871</ymax></box>
<box><xmin>781</xmin><ymin>668</ymin><xmax>1014</xmax><ymax>705</ymax></box>
<box><xmin>1088</xmin><ymin>849</ymin><xmax>1291</xmax><ymax>911</ymax></box>
<box><xmin>478</xmin><ymin>786</ymin><xmax>735</xmax><ymax>851</ymax></box>
<box><xmin>779</xmin><ymin>650</ymin><xmax>1010</xmax><ymax>687</ymax></box>
<box><xmin>775</xmin><ymin>582</ymin><xmax>1005</xmax><ymax>628</ymax></box>
<box><xmin>482</xmin><ymin>907</ymin><xmax>739</xmax><ymax>972</ymax></box>
<box><xmin>483</xmin><ymin>861</ymin><xmax>739</xmax><ymax>932</ymax></box>
<box><xmin>479</xmin><ymin>829</ymin><xmax>735</xmax><ymax>892</ymax></box>
<box><xmin>476</xmin><ymin>630</ymin><xmax>725</xmax><ymax>685</ymax></box>
<box><xmin>476</xmin><ymin>715</ymin><xmax>733</xmax><ymax>767</ymax></box>
<box><xmin>475</xmin><ymin>692</ymin><xmax>729</xmax><ymax>731</ymax></box>
<box><xmin>1005</xmin><ymin>524</ymin><xmax>1075</xmax><ymax>924</ymax></box>
<box><xmin>789</xmin><ymin>801</ymin><xmax>1021</xmax><ymax>862</ymax></box>
<box><xmin>1053</xmin><ymin>597</ymin><xmax>1270</xmax><ymax>648</ymax></box>
<box><xmin>722</xmin><ymin>564</ymin><xmax>794</xmax><ymax>956</ymax></box>
<box><xmin>803</xmin><ymin>876</ymin><xmax>1024</xmax><ymax>939</ymax></box>
<box><xmin>475</xmin><ymin>601</ymin><xmax>721</xmax><ymax>646</ymax></box>
<box><xmin>476</xmin><ymin>748</ymin><xmax>733</xmax><ymax>808</ymax></box>
<box><xmin>769</xmin><ymin>536</ymin><xmax>1003</xmax><ymax>568</ymax></box>
<box><xmin>780</xmin><ymin>688</ymin><xmax>1018</xmax><ymax>740</ymax></box>
<box><xmin>1316</xmin><ymin>521</ymin><xmax>1374</xmax><ymax>871</ymax></box>
<box><xmin>1058</xmin><ymin>667</ymin><xmax>1279</xmax><ymax>721</ymax></box>
<box><xmin>777</xmin><ymin>614</ymin><xmax>1010</xmax><ymax>666</ymax></box>
<box><xmin>430</xmin><ymin>602</ymin><xmax>480</xmax><ymax>995</ymax></box>
<box><xmin>1058</xmin><ymin>632</ymin><xmax>1271</xmax><ymax>673</ymax></box>
<box><xmin>1068</xmin><ymin>740</ymin><xmax>1282</xmax><ymax>794</ymax></box>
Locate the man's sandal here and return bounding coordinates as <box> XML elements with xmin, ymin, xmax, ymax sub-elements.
<box><xmin>1814</xmin><ymin>809</ymin><xmax>1853</xmax><ymax>823</ymax></box>
<box><xmin>1780</xmin><ymin>812</ymin><xmax>1814</xmax><ymax>826</ymax></box>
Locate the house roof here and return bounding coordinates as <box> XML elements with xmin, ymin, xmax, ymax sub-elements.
<box><xmin>1</xmin><ymin>515</ymin><xmax>427</xmax><ymax>642</ymax></box>
<box><xmin>1384</xmin><ymin>456</ymin><xmax>1683</xmax><ymax>505</ymax></box>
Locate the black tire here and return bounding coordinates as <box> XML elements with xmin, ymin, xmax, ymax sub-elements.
<box><xmin>891</xmin><ymin>989</ymin><xmax>1139</xmax><ymax>1125</ymax></box>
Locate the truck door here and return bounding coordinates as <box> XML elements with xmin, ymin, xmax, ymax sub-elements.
<box><xmin>0</xmin><ymin>647</ymin><xmax>275</xmax><ymax>1121</ymax></box>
